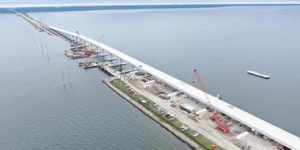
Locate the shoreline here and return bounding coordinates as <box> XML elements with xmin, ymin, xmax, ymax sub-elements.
<box><xmin>1</xmin><ymin>3</ymin><xmax>300</xmax><ymax>13</ymax></box>
<box><xmin>103</xmin><ymin>77</ymin><xmax>203</xmax><ymax>150</ymax></box>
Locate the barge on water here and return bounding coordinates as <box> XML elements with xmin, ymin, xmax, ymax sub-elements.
<box><xmin>64</xmin><ymin>49</ymin><xmax>97</xmax><ymax>59</ymax></box>
<box><xmin>247</xmin><ymin>70</ymin><xmax>271</xmax><ymax>79</ymax></box>
<box><xmin>79</xmin><ymin>61</ymin><xmax>100</xmax><ymax>69</ymax></box>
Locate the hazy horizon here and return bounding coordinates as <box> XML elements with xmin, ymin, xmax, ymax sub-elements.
<box><xmin>1</xmin><ymin>0</ymin><xmax>300</xmax><ymax>5</ymax></box>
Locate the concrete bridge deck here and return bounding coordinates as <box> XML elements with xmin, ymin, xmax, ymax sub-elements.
<box><xmin>48</xmin><ymin>26</ymin><xmax>300</xmax><ymax>150</ymax></box>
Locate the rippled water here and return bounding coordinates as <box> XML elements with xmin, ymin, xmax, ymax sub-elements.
<box><xmin>0</xmin><ymin>5</ymin><xmax>300</xmax><ymax>149</ymax></box>
<box><xmin>0</xmin><ymin>14</ymin><xmax>191</xmax><ymax>149</ymax></box>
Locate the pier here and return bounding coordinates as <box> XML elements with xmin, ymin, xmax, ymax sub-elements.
<box><xmin>17</xmin><ymin>12</ymin><xmax>300</xmax><ymax>150</ymax></box>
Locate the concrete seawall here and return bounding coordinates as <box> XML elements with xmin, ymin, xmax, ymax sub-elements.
<box><xmin>102</xmin><ymin>78</ymin><xmax>202</xmax><ymax>150</ymax></box>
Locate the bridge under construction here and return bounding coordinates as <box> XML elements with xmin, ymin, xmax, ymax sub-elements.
<box><xmin>15</xmin><ymin>11</ymin><xmax>300</xmax><ymax>150</ymax></box>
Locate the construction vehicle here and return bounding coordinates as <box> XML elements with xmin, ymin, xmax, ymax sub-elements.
<box><xmin>193</xmin><ymin>69</ymin><xmax>230</xmax><ymax>133</ymax></box>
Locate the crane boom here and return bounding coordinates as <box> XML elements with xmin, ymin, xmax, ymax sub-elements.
<box><xmin>192</xmin><ymin>68</ymin><xmax>230</xmax><ymax>133</ymax></box>
<box><xmin>192</xmin><ymin>69</ymin><xmax>211</xmax><ymax>106</ymax></box>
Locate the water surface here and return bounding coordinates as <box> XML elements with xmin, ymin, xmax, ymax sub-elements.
<box><xmin>0</xmin><ymin>5</ymin><xmax>300</xmax><ymax>149</ymax></box>
<box><xmin>0</xmin><ymin>13</ymin><xmax>191</xmax><ymax>149</ymax></box>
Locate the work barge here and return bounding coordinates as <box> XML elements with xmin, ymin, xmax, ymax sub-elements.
<box><xmin>16</xmin><ymin>12</ymin><xmax>300</xmax><ymax>150</ymax></box>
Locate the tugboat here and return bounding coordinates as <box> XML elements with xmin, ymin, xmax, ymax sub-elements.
<box><xmin>247</xmin><ymin>70</ymin><xmax>271</xmax><ymax>79</ymax></box>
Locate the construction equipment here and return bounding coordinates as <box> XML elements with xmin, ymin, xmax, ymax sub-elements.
<box><xmin>193</xmin><ymin>69</ymin><xmax>230</xmax><ymax>133</ymax></box>
<box><xmin>211</xmin><ymin>111</ymin><xmax>230</xmax><ymax>133</ymax></box>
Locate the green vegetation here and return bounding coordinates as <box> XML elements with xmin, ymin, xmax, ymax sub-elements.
<box><xmin>111</xmin><ymin>79</ymin><xmax>224</xmax><ymax>150</ymax></box>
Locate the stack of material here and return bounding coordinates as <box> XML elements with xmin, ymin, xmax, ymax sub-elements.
<box><xmin>179</xmin><ymin>104</ymin><xmax>194</xmax><ymax>113</ymax></box>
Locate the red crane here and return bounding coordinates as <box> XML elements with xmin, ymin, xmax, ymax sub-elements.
<box><xmin>193</xmin><ymin>69</ymin><xmax>230</xmax><ymax>133</ymax></box>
